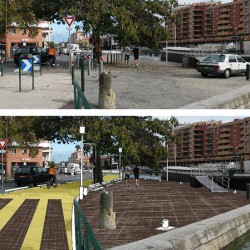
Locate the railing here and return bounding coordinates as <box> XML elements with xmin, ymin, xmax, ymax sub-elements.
<box><xmin>73</xmin><ymin>199</ymin><xmax>102</xmax><ymax>250</ymax></box>
<box><xmin>212</xmin><ymin>175</ymin><xmax>230</xmax><ymax>190</ymax></box>
<box><xmin>73</xmin><ymin>79</ymin><xmax>91</xmax><ymax>109</ymax></box>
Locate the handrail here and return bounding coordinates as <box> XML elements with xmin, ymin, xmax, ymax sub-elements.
<box><xmin>73</xmin><ymin>79</ymin><xmax>91</xmax><ymax>109</ymax></box>
<box><xmin>73</xmin><ymin>199</ymin><xmax>102</xmax><ymax>250</ymax></box>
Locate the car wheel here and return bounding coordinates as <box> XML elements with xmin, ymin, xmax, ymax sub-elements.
<box><xmin>224</xmin><ymin>69</ymin><xmax>230</xmax><ymax>78</ymax></box>
<box><xmin>201</xmin><ymin>73</ymin><xmax>208</xmax><ymax>77</ymax></box>
<box><xmin>17</xmin><ymin>183</ymin><xmax>21</xmax><ymax>187</ymax></box>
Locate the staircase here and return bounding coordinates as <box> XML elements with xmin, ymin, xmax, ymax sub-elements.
<box><xmin>195</xmin><ymin>176</ymin><xmax>228</xmax><ymax>192</ymax></box>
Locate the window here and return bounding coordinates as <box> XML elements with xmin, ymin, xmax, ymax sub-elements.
<box><xmin>22</xmin><ymin>149</ymin><xmax>27</xmax><ymax>155</ymax></box>
<box><xmin>11</xmin><ymin>148</ymin><xmax>16</xmax><ymax>154</ymax></box>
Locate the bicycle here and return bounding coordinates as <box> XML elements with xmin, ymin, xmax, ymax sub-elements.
<box><xmin>47</xmin><ymin>176</ymin><xmax>58</xmax><ymax>189</ymax></box>
<box><xmin>46</xmin><ymin>55</ymin><xmax>56</xmax><ymax>70</ymax></box>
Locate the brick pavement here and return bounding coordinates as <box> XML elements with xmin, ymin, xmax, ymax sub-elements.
<box><xmin>79</xmin><ymin>179</ymin><xmax>249</xmax><ymax>249</ymax></box>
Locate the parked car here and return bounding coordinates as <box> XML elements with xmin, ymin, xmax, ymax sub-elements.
<box><xmin>67</xmin><ymin>163</ymin><xmax>81</xmax><ymax>175</ymax></box>
<box><xmin>14</xmin><ymin>46</ymin><xmax>49</xmax><ymax>67</ymax></box>
<box><xmin>196</xmin><ymin>54</ymin><xmax>250</xmax><ymax>78</ymax></box>
<box><xmin>14</xmin><ymin>165</ymin><xmax>50</xmax><ymax>187</ymax></box>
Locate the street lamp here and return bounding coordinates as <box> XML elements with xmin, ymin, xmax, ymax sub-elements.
<box><xmin>166</xmin><ymin>144</ymin><xmax>169</xmax><ymax>181</ymax></box>
<box><xmin>80</xmin><ymin>126</ymin><xmax>85</xmax><ymax>200</ymax></box>
<box><xmin>119</xmin><ymin>148</ymin><xmax>122</xmax><ymax>178</ymax></box>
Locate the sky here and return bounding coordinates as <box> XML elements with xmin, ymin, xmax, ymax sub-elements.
<box><xmin>51</xmin><ymin>115</ymin><xmax>249</xmax><ymax>163</ymax></box>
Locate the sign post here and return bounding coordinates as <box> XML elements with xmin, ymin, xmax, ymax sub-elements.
<box><xmin>64</xmin><ymin>16</ymin><xmax>75</xmax><ymax>73</ymax></box>
<box><xmin>0</xmin><ymin>139</ymin><xmax>8</xmax><ymax>193</ymax></box>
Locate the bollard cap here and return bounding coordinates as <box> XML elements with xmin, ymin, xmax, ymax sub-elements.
<box><xmin>100</xmin><ymin>56</ymin><xmax>104</xmax><ymax>62</ymax></box>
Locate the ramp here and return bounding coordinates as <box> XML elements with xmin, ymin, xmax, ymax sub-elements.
<box><xmin>195</xmin><ymin>176</ymin><xmax>228</xmax><ymax>192</ymax></box>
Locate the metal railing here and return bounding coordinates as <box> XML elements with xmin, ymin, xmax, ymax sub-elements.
<box><xmin>73</xmin><ymin>79</ymin><xmax>91</xmax><ymax>109</ymax></box>
<box><xmin>212</xmin><ymin>175</ymin><xmax>230</xmax><ymax>190</ymax></box>
<box><xmin>73</xmin><ymin>199</ymin><xmax>102</xmax><ymax>250</ymax></box>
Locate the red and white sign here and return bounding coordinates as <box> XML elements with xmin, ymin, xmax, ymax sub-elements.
<box><xmin>0</xmin><ymin>140</ymin><xmax>8</xmax><ymax>150</ymax></box>
<box><xmin>64</xmin><ymin>16</ymin><xmax>75</xmax><ymax>27</ymax></box>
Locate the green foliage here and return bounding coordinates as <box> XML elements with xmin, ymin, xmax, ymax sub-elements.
<box><xmin>0</xmin><ymin>116</ymin><xmax>180</xmax><ymax>177</ymax></box>
<box><xmin>31</xmin><ymin>0</ymin><xmax>178</xmax><ymax>50</ymax></box>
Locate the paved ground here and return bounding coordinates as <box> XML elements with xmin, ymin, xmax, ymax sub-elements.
<box><xmin>0</xmin><ymin>178</ymin><xmax>249</xmax><ymax>249</ymax></box>
<box><xmin>79</xmin><ymin>179</ymin><xmax>249</xmax><ymax>249</ymax></box>
<box><xmin>2</xmin><ymin>55</ymin><xmax>250</xmax><ymax>109</ymax></box>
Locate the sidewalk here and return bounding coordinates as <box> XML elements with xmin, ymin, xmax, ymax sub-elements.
<box><xmin>1</xmin><ymin>62</ymin><xmax>73</xmax><ymax>109</ymax></box>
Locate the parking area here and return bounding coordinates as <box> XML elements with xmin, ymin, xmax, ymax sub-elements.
<box><xmin>2</xmin><ymin>55</ymin><xmax>250</xmax><ymax>109</ymax></box>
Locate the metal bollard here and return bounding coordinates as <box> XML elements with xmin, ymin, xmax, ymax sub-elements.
<box><xmin>99</xmin><ymin>56</ymin><xmax>104</xmax><ymax>75</ymax></box>
<box><xmin>247</xmin><ymin>183</ymin><xmax>250</xmax><ymax>200</ymax></box>
<box><xmin>0</xmin><ymin>62</ymin><xmax>2</xmax><ymax>76</ymax></box>
<box><xmin>81</xmin><ymin>60</ymin><xmax>85</xmax><ymax>92</ymax></box>
<box><xmin>246</xmin><ymin>64</ymin><xmax>250</xmax><ymax>81</ymax></box>
<box><xmin>72</xmin><ymin>65</ymin><xmax>74</xmax><ymax>85</ymax></box>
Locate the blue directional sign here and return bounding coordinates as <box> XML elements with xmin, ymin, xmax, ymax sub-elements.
<box><xmin>33</xmin><ymin>55</ymin><xmax>40</xmax><ymax>64</ymax></box>
<box><xmin>21</xmin><ymin>59</ymin><xmax>33</xmax><ymax>72</ymax></box>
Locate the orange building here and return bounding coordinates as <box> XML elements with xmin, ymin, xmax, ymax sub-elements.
<box><xmin>2</xmin><ymin>141</ymin><xmax>52</xmax><ymax>179</ymax></box>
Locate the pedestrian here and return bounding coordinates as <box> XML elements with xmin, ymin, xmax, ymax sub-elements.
<box><xmin>48</xmin><ymin>44</ymin><xmax>56</xmax><ymax>67</ymax></box>
<box><xmin>48</xmin><ymin>164</ymin><xmax>57</xmax><ymax>184</ymax></box>
<box><xmin>125</xmin><ymin>166</ymin><xmax>130</xmax><ymax>186</ymax></box>
<box><xmin>133</xmin><ymin>165</ymin><xmax>140</xmax><ymax>187</ymax></box>
<box><xmin>124</xmin><ymin>45</ymin><xmax>130</xmax><ymax>68</ymax></box>
<box><xmin>133</xmin><ymin>45</ymin><xmax>139</xmax><ymax>68</ymax></box>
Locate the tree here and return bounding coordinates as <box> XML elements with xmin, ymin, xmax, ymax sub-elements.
<box><xmin>0</xmin><ymin>0</ymin><xmax>40</xmax><ymax>37</ymax></box>
<box><xmin>32</xmin><ymin>0</ymin><xmax>178</xmax><ymax>56</ymax></box>
<box><xmin>0</xmin><ymin>116</ymin><xmax>179</xmax><ymax>182</ymax></box>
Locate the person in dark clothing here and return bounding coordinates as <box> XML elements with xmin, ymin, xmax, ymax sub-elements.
<box><xmin>133</xmin><ymin>46</ymin><xmax>139</xmax><ymax>68</ymax></box>
<box><xmin>133</xmin><ymin>165</ymin><xmax>140</xmax><ymax>187</ymax></box>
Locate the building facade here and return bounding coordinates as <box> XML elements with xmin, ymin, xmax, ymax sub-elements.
<box><xmin>0</xmin><ymin>21</ymin><xmax>51</xmax><ymax>59</ymax></box>
<box><xmin>167</xmin><ymin>117</ymin><xmax>250</xmax><ymax>166</ymax></box>
<box><xmin>4</xmin><ymin>141</ymin><xmax>52</xmax><ymax>178</ymax></box>
<box><xmin>168</xmin><ymin>0</ymin><xmax>250</xmax><ymax>49</ymax></box>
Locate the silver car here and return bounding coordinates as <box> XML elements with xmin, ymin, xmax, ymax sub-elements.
<box><xmin>196</xmin><ymin>54</ymin><xmax>249</xmax><ymax>78</ymax></box>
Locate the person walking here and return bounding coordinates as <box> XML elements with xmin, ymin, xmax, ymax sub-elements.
<box><xmin>133</xmin><ymin>45</ymin><xmax>139</xmax><ymax>68</ymax></box>
<box><xmin>48</xmin><ymin>165</ymin><xmax>57</xmax><ymax>184</ymax></box>
<box><xmin>124</xmin><ymin>45</ymin><xmax>130</xmax><ymax>68</ymax></box>
<box><xmin>125</xmin><ymin>166</ymin><xmax>130</xmax><ymax>186</ymax></box>
<box><xmin>133</xmin><ymin>165</ymin><xmax>140</xmax><ymax>187</ymax></box>
<box><xmin>48</xmin><ymin>44</ymin><xmax>56</xmax><ymax>67</ymax></box>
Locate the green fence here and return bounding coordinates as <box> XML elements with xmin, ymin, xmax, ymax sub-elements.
<box><xmin>74</xmin><ymin>199</ymin><xmax>102</xmax><ymax>250</ymax></box>
<box><xmin>73</xmin><ymin>79</ymin><xmax>91</xmax><ymax>109</ymax></box>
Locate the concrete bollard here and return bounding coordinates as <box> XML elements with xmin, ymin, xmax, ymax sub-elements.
<box><xmin>98</xmin><ymin>71</ymin><xmax>116</xmax><ymax>109</ymax></box>
<box><xmin>99</xmin><ymin>191</ymin><xmax>116</xmax><ymax>229</ymax></box>
<box><xmin>246</xmin><ymin>183</ymin><xmax>250</xmax><ymax>200</ymax></box>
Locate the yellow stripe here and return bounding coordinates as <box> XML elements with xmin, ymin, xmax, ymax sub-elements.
<box><xmin>21</xmin><ymin>198</ymin><xmax>48</xmax><ymax>250</ymax></box>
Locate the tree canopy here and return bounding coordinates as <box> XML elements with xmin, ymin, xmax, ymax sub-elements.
<box><xmin>0</xmin><ymin>0</ymin><xmax>39</xmax><ymax>36</ymax></box>
<box><xmin>0</xmin><ymin>116</ymin><xmax>180</xmax><ymax>182</ymax></box>
<box><xmin>32</xmin><ymin>0</ymin><xmax>178</xmax><ymax>50</ymax></box>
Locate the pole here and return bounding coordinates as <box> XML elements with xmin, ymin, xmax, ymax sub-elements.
<box><xmin>80</xmin><ymin>126</ymin><xmax>85</xmax><ymax>200</ymax></box>
<box><xmin>167</xmin><ymin>144</ymin><xmax>169</xmax><ymax>181</ymax></box>
<box><xmin>69</xmin><ymin>28</ymin><xmax>71</xmax><ymax>73</ymax></box>
<box><xmin>1</xmin><ymin>153</ymin><xmax>3</xmax><ymax>193</ymax></box>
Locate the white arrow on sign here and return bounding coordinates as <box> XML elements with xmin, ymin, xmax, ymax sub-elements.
<box><xmin>21</xmin><ymin>59</ymin><xmax>32</xmax><ymax>72</ymax></box>
<box><xmin>0</xmin><ymin>140</ymin><xmax>8</xmax><ymax>149</ymax></box>
<box><xmin>33</xmin><ymin>55</ymin><xmax>40</xmax><ymax>64</ymax></box>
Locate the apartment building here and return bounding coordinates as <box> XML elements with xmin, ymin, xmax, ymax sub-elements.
<box><xmin>168</xmin><ymin>117</ymin><xmax>250</xmax><ymax>166</ymax></box>
<box><xmin>168</xmin><ymin>0</ymin><xmax>250</xmax><ymax>48</ymax></box>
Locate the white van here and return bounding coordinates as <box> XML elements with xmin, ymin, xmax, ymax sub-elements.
<box><xmin>67</xmin><ymin>163</ymin><xmax>81</xmax><ymax>175</ymax></box>
<box><xmin>69</xmin><ymin>44</ymin><xmax>81</xmax><ymax>55</ymax></box>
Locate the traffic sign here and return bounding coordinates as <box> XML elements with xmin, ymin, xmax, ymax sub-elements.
<box><xmin>64</xmin><ymin>16</ymin><xmax>75</xmax><ymax>27</ymax></box>
<box><xmin>33</xmin><ymin>55</ymin><xmax>40</xmax><ymax>64</ymax></box>
<box><xmin>0</xmin><ymin>140</ymin><xmax>8</xmax><ymax>149</ymax></box>
<box><xmin>21</xmin><ymin>59</ymin><xmax>32</xmax><ymax>72</ymax></box>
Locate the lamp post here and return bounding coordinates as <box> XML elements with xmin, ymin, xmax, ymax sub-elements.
<box><xmin>166</xmin><ymin>144</ymin><xmax>169</xmax><ymax>181</ymax></box>
<box><xmin>119</xmin><ymin>148</ymin><xmax>122</xmax><ymax>178</ymax></box>
<box><xmin>80</xmin><ymin>126</ymin><xmax>85</xmax><ymax>200</ymax></box>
